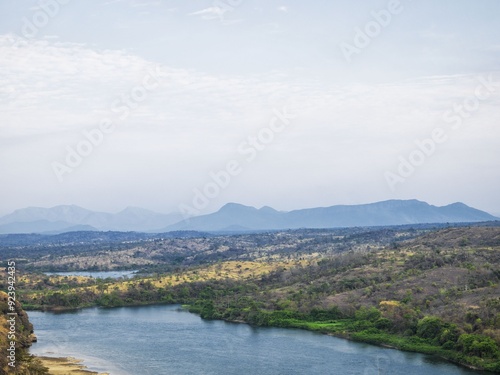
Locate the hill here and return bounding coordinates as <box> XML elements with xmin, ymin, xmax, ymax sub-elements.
<box><xmin>14</xmin><ymin>225</ymin><xmax>500</xmax><ymax>371</ymax></box>
<box><xmin>0</xmin><ymin>290</ymin><xmax>46</xmax><ymax>373</ymax></box>
<box><xmin>165</xmin><ymin>200</ymin><xmax>498</xmax><ymax>231</ymax></box>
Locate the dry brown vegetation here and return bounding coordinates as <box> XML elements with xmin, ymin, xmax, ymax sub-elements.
<box><xmin>0</xmin><ymin>291</ymin><xmax>47</xmax><ymax>374</ymax></box>
<box><xmin>6</xmin><ymin>225</ymin><xmax>500</xmax><ymax>371</ymax></box>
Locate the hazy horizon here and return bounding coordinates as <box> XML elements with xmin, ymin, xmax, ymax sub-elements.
<box><xmin>1</xmin><ymin>198</ymin><xmax>499</xmax><ymax>219</ymax></box>
<box><xmin>1</xmin><ymin>1</ymin><xmax>499</xmax><ymax>218</ymax></box>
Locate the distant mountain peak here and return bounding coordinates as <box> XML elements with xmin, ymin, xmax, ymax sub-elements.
<box><xmin>259</xmin><ymin>206</ymin><xmax>279</xmax><ymax>213</ymax></box>
<box><xmin>0</xmin><ymin>200</ymin><xmax>497</xmax><ymax>234</ymax></box>
<box><xmin>165</xmin><ymin>199</ymin><xmax>498</xmax><ymax>232</ymax></box>
<box><xmin>219</xmin><ymin>203</ymin><xmax>257</xmax><ymax>212</ymax></box>
<box><xmin>373</xmin><ymin>199</ymin><xmax>428</xmax><ymax>206</ymax></box>
<box><xmin>445</xmin><ymin>202</ymin><xmax>468</xmax><ymax>208</ymax></box>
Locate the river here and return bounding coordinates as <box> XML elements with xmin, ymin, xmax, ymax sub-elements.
<box><xmin>44</xmin><ymin>270</ymin><xmax>138</xmax><ymax>279</ymax></box>
<box><xmin>28</xmin><ymin>305</ymin><xmax>485</xmax><ymax>375</ymax></box>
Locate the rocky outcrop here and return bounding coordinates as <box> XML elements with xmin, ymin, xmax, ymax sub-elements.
<box><xmin>0</xmin><ymin>291</ymin><xmax>46</xmax><ymax>374</ymax></box>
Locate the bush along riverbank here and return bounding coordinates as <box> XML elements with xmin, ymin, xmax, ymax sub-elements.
<box><xmin>17</xmin><ymin>276</ymin><xmax>500</xmax><ymax>372</ymax></box>
<box><xmin>188</xmin><ymin>301</ymin><xmax>500</xmax><ymax>373</ymax></box>
<box><xmin>17</xmin><ymin>273</ymin><xmax>500</xmax><ymax>372</ymax></box>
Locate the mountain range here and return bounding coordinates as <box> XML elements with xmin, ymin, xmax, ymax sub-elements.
<box><xmin>0</xmin><ymin>205</ymin><xmax>182</xmax><ymax>234</ymax></box>
<box><xmin>0</xmin><ymin>200</ymin><xmax>497</xmax><ymax>234</ymax></box>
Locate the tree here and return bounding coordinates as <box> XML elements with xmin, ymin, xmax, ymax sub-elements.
<box><xmin>457</xmin><ymin>334</ymin><xmax>499</xmax><ymax>358</ymax></box>
<box><xmin>355</xmin><ymin>306</ymin><xmax>381</xmax><ymax>322</ymax></box>
<box><xmin>417</xmin><ymin>316</ymin><xmax>444</xmax><ymax>340</ymax></box>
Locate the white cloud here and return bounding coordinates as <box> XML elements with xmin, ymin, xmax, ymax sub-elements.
<box><xmin>2</xmin><ymin>34</ymin><xmax>499</xmax><ymax>146</ymax></box>
<box><xmin>188</xmin><ymin>5</ymin><xmax>243</xmax><ymax>24</ymax></box>
<box><xmin>1</xmin><ymin>33</ymin><xmax>499</xmax><ymax>215</ymax></box>
<box><xmin>189</xmin><ymin>7</ymin><xmax>226</xmax><ymax>20</ymax></box>
<box><xmin>278</xmin><ymin>6</ymin><xmax>288</xmax><ymax>13</ymax></box>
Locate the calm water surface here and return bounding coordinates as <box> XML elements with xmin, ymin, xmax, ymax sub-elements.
<box><xmin>44</xmin><ymin>270</ymin><xmax>138</xmax><ymax>279</ymax></box>
<box><xmin>29</xmin><ymin>305</ymin><xmax>485</xmax><ymax>375</ymax></box>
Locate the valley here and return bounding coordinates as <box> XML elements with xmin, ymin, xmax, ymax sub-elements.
<box><xmin>2</xmin><ymin>223</ymin><xmax>500</xmax><ymax>372</ymax></box>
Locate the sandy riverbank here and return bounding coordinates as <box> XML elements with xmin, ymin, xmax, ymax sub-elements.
<box><xmin>37</xmin><ymin>356</ymin><xmax>109</xmax><ymax>375</ymax></box>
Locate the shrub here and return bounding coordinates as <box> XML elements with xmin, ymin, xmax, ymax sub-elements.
<box><xmin>457</xmin><ymin>334</ymin><xmax>499</xmax><ymax>359</ymax></box>
<box><xmin>417</xmin><ymin>316</ymin><xmax>444</xmax><ymax>340</ymax></box>
<box><xmin>439</xmin><ymin>324</ymin><xmax>460</xmax><ymax>345</ymax></box>
<box><xmin>374</xmin><ymin>318</ymin><xmax>392</xmax><ymax>330</ymax></box>
<box><xmin>355</xmin><ymin>306</ymin><xmax>381</xmax><ymax>322</ymax></box>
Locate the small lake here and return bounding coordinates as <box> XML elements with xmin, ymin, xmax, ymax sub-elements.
<box><xmin>44</xmin><ymin>270</ymin><xmax>138</xmax><ymax>279</ymax></box>
<box><xmin>28</xmin><ymin>305</ymin><xmax>486</xmax><ymax>375</ymax></box>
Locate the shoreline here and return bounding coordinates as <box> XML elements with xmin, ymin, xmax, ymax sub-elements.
<box><xmin>37</xmin><ymin>356</ymin><xmax>110</xmax><ymax>375</ymax></box>
<box><xmin>28</xmin><ymin>303</ymin><xmax>495</xmax><ymax>373</ymax></box>
<box><xmin>209</xmin><ymin>314</ymin><xmax>493</xmax><ymax>373</ymax></box>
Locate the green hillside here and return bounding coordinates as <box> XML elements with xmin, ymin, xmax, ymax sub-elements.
<box><xmin>11</xmin><ymin>226</ymin><xmax>500</xmax><ymax>372</ymax></box>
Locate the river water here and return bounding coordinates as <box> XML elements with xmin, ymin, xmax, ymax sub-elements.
<box><xmin>28</xmin><ymin>305</ymin><xmax>485</xmax><ymax>375</ymax></box>
<box><xmin>44</xmin><ymin>270</ymin><xmax>138</xmax><ymax>279</ymax></box>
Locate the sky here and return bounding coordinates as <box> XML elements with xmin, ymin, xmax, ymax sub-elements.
<box><xmin>0</xmin><ymin>0</ymin><xmax>499</xmax><ymax>217</ymax></box>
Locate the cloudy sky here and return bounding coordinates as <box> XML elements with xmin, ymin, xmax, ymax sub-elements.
<box><xmin>0</xmin><ymin>0</ymin><xmax>499</xmax><ymax>217</ymax></box>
